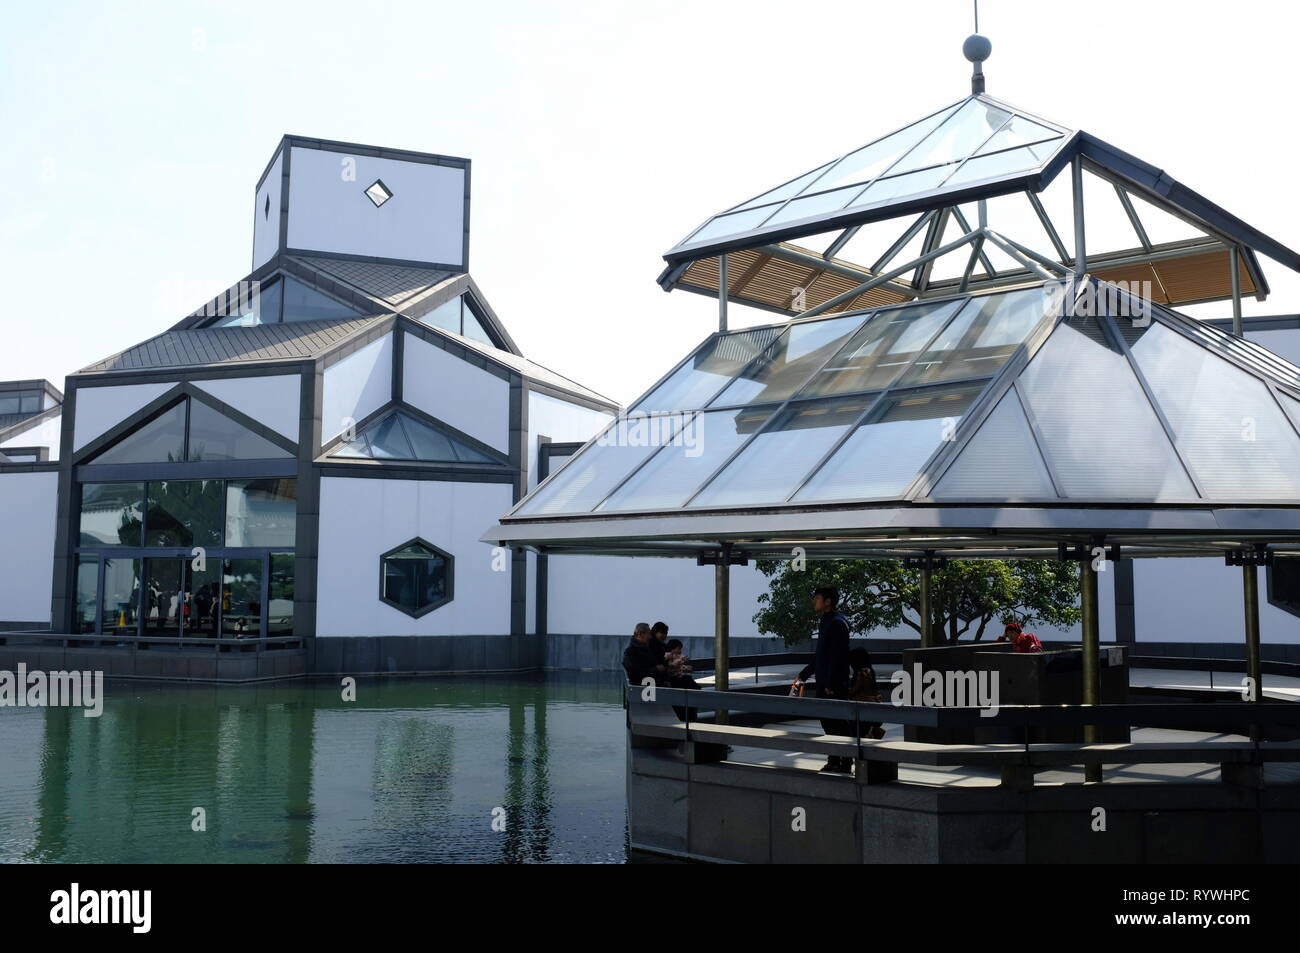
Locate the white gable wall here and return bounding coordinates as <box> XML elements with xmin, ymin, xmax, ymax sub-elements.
<box><xmin>0</xmin><ymin>472</ymin><xmax>57</xmax><ymax>622</ymax></box>
<box><xmin>402</xmin><ymin>332</ymin><xmax>510</xmax><ymax>453</ymax></box>
<box><xmin>252</xmin><ymin>147</ymin><xmax>284</xmax><ymax>270</ymax></box>
<box><xmin>316</xmin><ymin>477</ymin><xmax>513</xmax><ymax>637</ymax></box>
<box><xmin>1</xmin><ymin>413</ymin><xmax>62</xmax><ymax>461</ymax></box>
<box><xmin>322</xmin><ymin>334</ymin><xmax>393</xmax><ymax>443</ymax></box>
<box><xmin>195</xmin><ymin>374</ymin><xmax>301</xmax><ymax>442</ymax></box>
<box><xmin>1136</xmin><ymin>557</ymin><xmax>1300</xmax><ymax>644</ymax></box>
<box><xmin>287</xmin><ymin>147</ymin><xmax>465</xmax><ymax>266</ymax></box>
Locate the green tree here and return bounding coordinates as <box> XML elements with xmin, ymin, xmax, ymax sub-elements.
<box><xmin>753</xmin><ymin>557</ymin><xmax>1082</xmax><ymax>646</ymax></box>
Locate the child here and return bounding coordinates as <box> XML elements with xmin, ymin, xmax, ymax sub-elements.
<box><xmin>848</xmin><ymin>647</ymin><xmax>886</xmax><ymax>740</ymax></box>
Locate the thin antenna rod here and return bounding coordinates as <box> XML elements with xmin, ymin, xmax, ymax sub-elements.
<box><xmin>974</xmin><ymin>0</ymin><xmax>979</xmax><ymax>32</ymax></box>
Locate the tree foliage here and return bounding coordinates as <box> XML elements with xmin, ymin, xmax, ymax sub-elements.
<box><xmin>753</xmin><ymin>557</ymin><xmax>1082</xmax><ymax>646</ymax></box>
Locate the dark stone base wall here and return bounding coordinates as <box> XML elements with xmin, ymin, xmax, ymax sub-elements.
<box><xmin>0</xmin><ymin>642</ymin><xmax>306</xmax><ymax>682</ymax></box>
<box><xmin>310</xmin><ymin>634</ymin><xmax>541</xmax><ymax>675</ymax></box>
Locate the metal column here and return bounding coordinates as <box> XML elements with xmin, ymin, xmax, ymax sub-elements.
<box><xmin>718</xmin><ymin>254</ymin><xmax>729</xmax><ymax>333</ymax></box>
<box><xmin>1243</xmin><ymin>561</ymin><xmax>1261</xmax><ymax>705</ymax></box>
<box><xmin>1080</xmin><ymin>558</ymin><xmax>1101</xmax><ymax>782</ymax></box>
<box><xmin>1071</xmin><ymin>156</ymin><xmax>1086</xmax><ymax>282</ymax></box>
<box><xmin>919</xmin><ymin>561</ymin><xmax>933</xmax><ymax>648</ymax></box>
<box><xmin>1230</xmin><ymin>245</ymin><xmax>1243</xmax><ymax>338</ymax></box>
<box><xmin>714</xmin><ymin>543</ymin><xmax>731</xmax><ymax>725</ymax></box>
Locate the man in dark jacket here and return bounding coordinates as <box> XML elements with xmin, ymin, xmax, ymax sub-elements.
<box><xmin>793</xmin><ymin>587</ymin><xmax>854</xmax><ymax>773</ymax></box>
<box><xmin>622</xmin><ymin>622</ymin><xmax>665</xmax><ymax>686</ymax></box>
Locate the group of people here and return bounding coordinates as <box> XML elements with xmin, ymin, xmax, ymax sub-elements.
<box><xmin>622</xmin><ymin>621</ymin><xmax>699</xmax><ymax>691</ymax></box>
<box><xmin>623</xmin><ymin>586</ymin><xmax>1043</xmax><ymax>775</ymax></box>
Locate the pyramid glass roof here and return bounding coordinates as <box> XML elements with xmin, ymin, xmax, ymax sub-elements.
<box><xmin>329</xmin><ymin>408</ymin><xmax>504</xmax><ymax>465</ymax></box>
<box><xmin>505</xmin><ymin>277</ymin><xmax>1300</xmax><ymax>530</ymax></box>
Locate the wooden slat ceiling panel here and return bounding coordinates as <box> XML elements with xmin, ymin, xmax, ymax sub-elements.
<box><xmin>1152</xmin><ymin>248</ymin><xmax>1257</xmax><ymax>304</ymax></box>
<box><xmin>683</xmin><ymin>251</ymin><xmax>910</xmax><ymax>314</ymax></box>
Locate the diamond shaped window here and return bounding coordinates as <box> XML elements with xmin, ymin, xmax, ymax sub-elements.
<box><xmin>365</xmin><ymin>179</ymin><xmax>393</xmax><ymax>208</ymax></box>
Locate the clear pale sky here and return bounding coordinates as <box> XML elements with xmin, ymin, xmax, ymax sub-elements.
<box><xmin>2</xmin><ymin>0</ymin><xmax>1296</xmax><ymax>406</ymax></box>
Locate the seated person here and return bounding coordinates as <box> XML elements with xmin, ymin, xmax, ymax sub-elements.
<box><xmin>649</xmin><ymin>621</ymin><xmax>670</xmax><ymax>665</ymax></box>
<box><xmin>847</xmin><ymin>647</ymin><xmax>886</xmax><ymax>740</ymax></box>
<box><xmin>622</xmin><ymin>622</ymin><xmax>666</xmax><ymax>686</ymax></box>
<box><xmin>996</xmin><ymin>622</ymin><xmax>1043</xmax><ymax>653</ymax></box>
<box><xmin>663</xmin><ymin>638</ymin><xmax>699</xmax><ymax>689</ymax></box>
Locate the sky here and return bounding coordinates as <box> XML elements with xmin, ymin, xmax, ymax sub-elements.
<box><xmin>2</xmin><ymin>0</ymin><xmax>1297</xmax><ymax>407</ymax></box>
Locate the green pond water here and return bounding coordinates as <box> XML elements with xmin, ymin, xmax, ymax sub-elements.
<box><xmin>0</xmin><ymin>673</ymin><xmax>631</xmax><ymax>864</ymax></box>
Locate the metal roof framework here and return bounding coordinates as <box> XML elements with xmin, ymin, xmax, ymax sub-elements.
<box><xmin>484</xmin><ymin>277</ymin><xmax>1300</xmax><ymax>562</ymax></box>
<box><xmin>658</xmin><ymin>95</ymin><xmax>1295</xmax><ymax>315</ymax></box>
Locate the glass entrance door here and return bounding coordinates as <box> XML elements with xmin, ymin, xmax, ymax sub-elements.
<box><xmin>143</xmin><ymin>558</ymin><xmax>183</xmax><ymax>636</ymax></box>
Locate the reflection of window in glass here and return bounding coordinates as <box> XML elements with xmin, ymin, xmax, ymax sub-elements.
<box><xmin>75</xmin><ymin>556</ymin><xmax>98</xmax><ymax>634</ymax></box>
<box><xmin>268</xmin><ymin>553</ymin><xmax>294</xmax><ymax>635</ymax></box>
<box><xmin>380</xmin><ymin>540</ymin><xmax>453</xmax><ymax>616</ymax></box>
<box><xmin>222</xmin><ymin>558</ymin><xmax>262</xmax><ymax>638</ymax></box>
<box><xmin>146</xmin><ymin>480</ymin><xmax>224</xmax><ymax>548</ymax></box>
<box><xmin>225</xmin><ymin>479</ymin><xmax>297</xmax><ymax>547</ymax></box>
<box><xmin>79</xmin><ymin>482</ymin><xmax>144</xmax><ymax>546</ymax></box>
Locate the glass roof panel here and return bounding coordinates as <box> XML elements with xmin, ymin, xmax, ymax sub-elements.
<box><xmin>729</xmin><ymin>163</ymin><xmax>834</xmax><ymax>213</ymax></box>
<box><xmin>973</xmin><ymin>116</ymin><xmax>1061</xmax><ymax>155</ymax></box>
<box><xmin>598</xmin><ymin>407</ymin><xmax>772</xmax><ymax>512</ymax></box>
<box><xmin>897</xmin><ymin>287</ymin><xmax>1054</xmax><ymax>387</ymax></box>
<box><xmin>690</xmin><ymin>395</ymin><xmax>873</xmax><ymax>507</ymax></box>
<box><xmin>708</xmin><ymin>313</ymin><xmax>865</xmax><ymax>407</ymax></box>
<box><xmin>760</xmin><ymin>184</ymin><xmax>874</xmax><ymax>228</ymax></box>
<box><xmin>515</xmin><ymin>422</ymin><xmax>678</xmax><ymax>515</ymax></box>
<box><xmin>848</xmin><ymin>163</ymin><xmax>955</xmax><ymax>209</ymax></box>
<box><xmin>1130</xmin><ymin>322</ymin><xmax>1300</xmax><ymax>499</ymax></box>
<box><xmin>942</xmin><ymin>141</ymin><xmax>1061</xmax><ymax>189</ymax></box>
<box><xmin>796</xmin><ymin>299</ymin><xmax>965</xmax><ymax>398</ymax></box>
<box><xmin>890</xmin><ymin>99</ymin><xmax>1012</xmax><ymax>177</ymax></box>
<box><xmin>793</xmin><ymin>383</ymin><xmax>983</xmax><ymax>502</ymax></box>
<box><xmin>930</xmin><ymin>387</ymin><xmax>1056</xmax><ymax>499</ymax></box>
<box><xmin>1016</xmin><ymin>320</ymin><xmax>1197</xmax><ymax>499</ymax></box>
<box><xmin>682</xmin><ymin>205</ymin><xmax>779</xmax><ymax>246</ymax></box>
<box><xmin>634</xmin><ymin>326</ymin><xmax>783</xmax><ymax>413</ymax></box>
<box><xmin>811</xmin><ymin>102</ymin><xmax>964</xmax><ymax>194</ymax></box>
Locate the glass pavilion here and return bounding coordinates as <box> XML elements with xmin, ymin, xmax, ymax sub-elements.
<box><xmin>484</xmin><ymin>40</ymin><xmax>1300</xmax><ymax>697</ymax></box>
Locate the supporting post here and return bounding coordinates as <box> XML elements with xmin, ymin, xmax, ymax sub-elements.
<box><xmin>919</xmin><ymin>559</ymin><xmax>933</xmax><ymax>648</ymax></box>
<box><xmin>1230</xmin><ymin>245</ymin><xmax>1243</xmax><ymax>338</ymax></box>
<box><xmin>715</xmin><ymin>542</ymin><xmax>731</xmax><ymax>725</ymax></box>
<box><xmin>718</xmin><ymin>254</ymin><xmax>729</xmax><ymax>333</ymax></box>
<box><xmin>1080</xmin><ymin>556</ymin><xmax>1101</xmax><ymax>782</ymax></box>
<box><xmin>1071</xmin><ymin>156</ymin><xmax>1086</xmax><ymax>282</ymax></box>
<box><xmin>1243</xmin><ymin>560</ymin><xmax>1261</xmax><ymax>708</ymax></box>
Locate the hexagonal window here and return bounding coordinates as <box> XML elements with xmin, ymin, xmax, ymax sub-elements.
<box><xmin>380</xmin><ymin>538</ymin><xmax>453</xmax><ymax>617</ymax></box>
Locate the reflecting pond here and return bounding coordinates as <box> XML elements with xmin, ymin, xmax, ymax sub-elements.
<box><xmin>0</xmin><ymin>673</ymin><xmax>629</xmax><ymax>863</ymax></box>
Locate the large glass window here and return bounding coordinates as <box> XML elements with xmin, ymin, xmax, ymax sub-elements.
<box><xmin>225</xmin><ymin>479</ymin><xmax>297</xmax><ymax>547</ymax></box>
<box><xmin>222</xmin><ymin>559</ymin><xmax>262</xmax><ymax>638</ymax></box>
<box><xmin>0</xmin><ymin>390</ymin><xmax>43</xmax><ymax>415</ymax></box>
<box><xmin>380</xmin><ymin>540</ymin><xmax>452</xmax><ymax>616</ymax></box>
<box><xmin>145</xmin><ymin>480</ymin><xmax>224</xmax><ymax>548</ymax></box>
<box><xmin>79</xmin><ymin>482</ymin><xmax>144</xmax><ymax>546</ymax></box>
<box><xmin>417</xmin><ymin>294</ymin><xmax>496</xmax><ymax>347</ymax></box>
<box><xmin>215</xmin><ymin>278</ymin><xmax>283</xmax><ymax>328</ymax></box>
<box><xmin>75</xmin><ymin>556</ymin><xmax>98</xmax><ymax>634</ymax></box>
<box><xmin>101</xmin><ymin>558</ymin><xmax>141</xmax><ymax>634</ymax></box>
<box><xmin>89</xmin><ymin>397</ymin><xmax>291</xmax><ymax>465</ymax></box>
<box><xmin>897</xmin><ymin>288</ymin><xmax>1054</xmax><ymax>387</ymax></box>
<box><xmin>329</xmin><ymin>410</ymin><xmax>499</xmax><ymax>464</ymax></box>
<box><xmin>281</xmin><ymin>276</ymin><xmax>361</xmax><ymax>322</ymax></box>
<box><xmin>268</xmin><ymin>553</ymin><xmax>295</xmax><ymax>635</ymax></box>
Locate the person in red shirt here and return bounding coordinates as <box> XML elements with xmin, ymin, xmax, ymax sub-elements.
<box><xmin>996</xmin><ymin>622</ymin><xmax>1042</xmax><ymax>653</ymax></box>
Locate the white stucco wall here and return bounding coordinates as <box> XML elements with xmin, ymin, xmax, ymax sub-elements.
<box><xmin>402</xmin><ymin>332</ymin><xmax>509</xmax><ymax>452</ymax></box>
<box><xmin>195</xmin><ymin>373</ymin><xmax>301</xmax><ymax>442</ymax></box>
<box><xmin>1</xmin><ymin>412</ymin><xmax>62</xmax><ymax>461</ymax></box>
<box><xmin>287</xmin><ymin>146</ymin><xmax>465</xmax><ymax>266</ymax></box>
<box><xmin>322</xmin><ymin>334</ymin><xmax>392</xmax><ymax>443</ymax></box>
<box><xmin>316</xmin><ymin>477</ymin><xmax>514</xmax><ymax>637</ymax></box>
<box><xmin>1135</xmin><ymin>557</ymin><xmax>1300</xmax><ymax>644</ymax></box>
<box><xmin>252</xmin><ymin>147</ymin><xmax>284</xmax><ymax>270</ymax></box>
<box><xmin>0</xmin><ymin>472</ymin><xmax>57</xmax><ymax>622</ymax></box>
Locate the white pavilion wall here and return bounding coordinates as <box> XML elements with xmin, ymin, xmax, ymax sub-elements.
<box><xmin>1134</xmin><ymin>558</ymin><xmax>1300</xmax><ymax>644</ymax></box>
<box><xmin>0</xmin><ymin>471</ymin><xmax>57</xmax><ymax>625</ymax></box>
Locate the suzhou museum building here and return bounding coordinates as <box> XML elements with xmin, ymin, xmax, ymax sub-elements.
<box><xmin>5</xmin><ymin>34</ymin><xmax>1300</xmax><ymax>682</ymax></box>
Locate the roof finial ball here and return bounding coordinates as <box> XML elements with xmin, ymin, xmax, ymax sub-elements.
<box><xmin>964</xmin><ymin>33</ymin><xmax>992</xmax><ymax>94</ymax></box>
